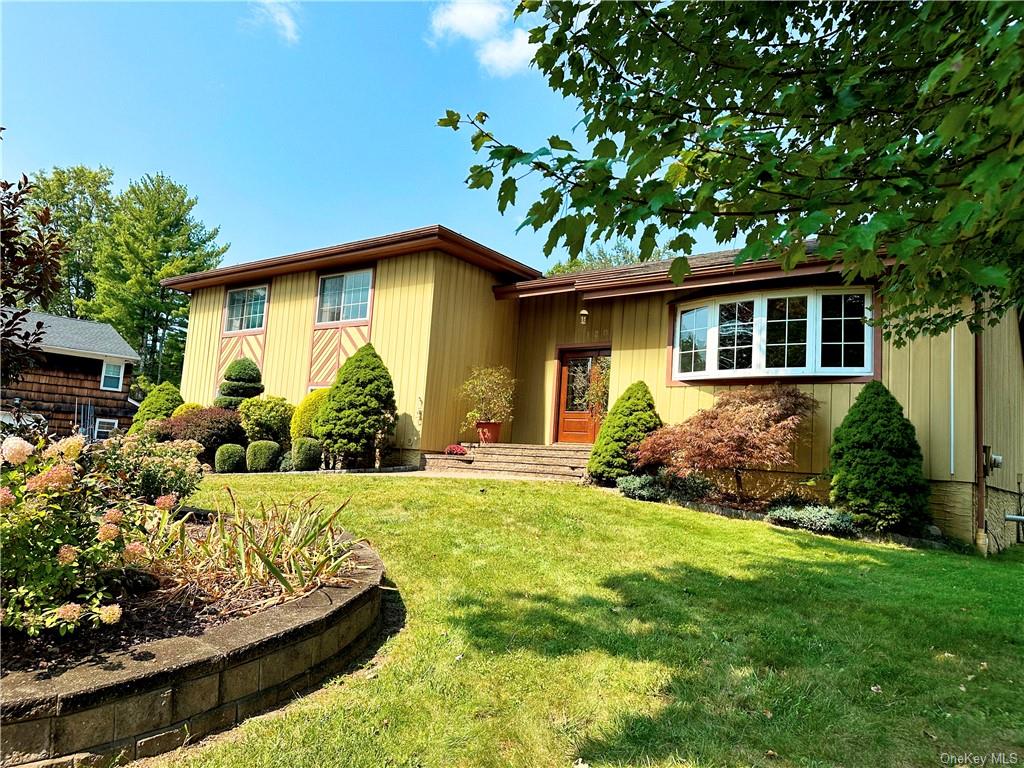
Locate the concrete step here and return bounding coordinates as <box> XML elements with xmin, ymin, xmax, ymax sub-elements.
<box><xmin>473</xmin><ymin>449</ymin><xmax>590</xmax><ymax>465</ymax></box>
<box><xmin>466</xmin><ymin>460</ymin><xmax>582</xmax><ymax>476</ymax></box>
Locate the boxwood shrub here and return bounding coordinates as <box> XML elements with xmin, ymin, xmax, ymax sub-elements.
<box><xmin>292</xmin><ymin>437</ymin><xmax>323</xmax><ymax>471</ymax></box>
<box><xmin>215</xmin><ymin>443</ymin><xmax>246</xmax><ymax>473</ymax></box>
<box><xmin>239</xmin><ymin>396</ymin><xmax>294</xmax><ymax>448</ymax></box>
<box><xmin>171</xmin><ymin>401</ymin><xmax>204</xmax><ymax>418</ymax></box>
<box><xmin>246</xmin><ymin>440</ymin><xmax>280</xmax><ymax>473</ymax></box>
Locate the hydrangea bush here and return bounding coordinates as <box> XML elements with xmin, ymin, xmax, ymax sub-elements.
<box><xmin>88</xmin><ymin>433</ymin><xmax>204</xmax><ymax>504</ymax></box>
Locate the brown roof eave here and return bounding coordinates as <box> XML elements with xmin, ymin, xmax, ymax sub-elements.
<box><xmin>161</xmin><ymin>225</ymin><xmax>541</xmax><ymax>293</ymax></box>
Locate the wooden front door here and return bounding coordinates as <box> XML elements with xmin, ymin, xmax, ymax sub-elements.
<box><xmin>556</xmin><ymin>348</ymin><xmax>611</xmax><ymax>444</ymax></box>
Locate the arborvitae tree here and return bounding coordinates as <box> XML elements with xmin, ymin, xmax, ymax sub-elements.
<box><xmin>587</xmin><ymin>381</ymin><xmax>662</xmax><ymax>485</ymax></box>
<box><xmin>290</xmin><ymin>388</ymin><xmax>329</xmax><ymax>444</ymax></box>
<box><xmin>214</xmin><ymin>357</ymin><xmax>264</xmax><ymax>410</ymax></box>
<box><xmin>312</xmin><ymin>344</ymin><xmax>397</xmax><ymax>468</ymax></box>
<box><xmin>829</xmin><ymin>380</ymin><xmax>930</xmax><ymax>532</ymax></box>
<box><xmin>128</xmin><ymin>381</ymin><xmax>183</xmax><ymax>433</ymax></box>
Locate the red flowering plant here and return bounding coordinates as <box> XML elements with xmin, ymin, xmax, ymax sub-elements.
<box><xmin>444</xmin><ymin>444</ymin><xmax>468</xmax><ymax>455</ymax></box>
<box><xmin>634</xmin><ymin>385</ymin><xmax>818</xmax><ymax>499</ymax></box>
<box><xmin>1</xmin><ymin>434</ymin><xmax>155</xmax><ymax>635</ymax></box>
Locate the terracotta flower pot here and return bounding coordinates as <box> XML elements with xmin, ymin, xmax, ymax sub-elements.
<box><xmin>475</xmin><ymin>421</ymin><xmax>502</xmax><ymax>444</ymax></box>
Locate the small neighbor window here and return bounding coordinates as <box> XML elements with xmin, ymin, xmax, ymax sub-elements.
<box><xmin>100</xmin><ymin>361</ymin><xmax>124</xmax><ymax>391</ymax></box>
<box><xmin>225</xmin><ymin>286</ymin><xmax>268</xmax><ymax>332</ymax></box>
<box><xmin>672</xmin><ymin>288</ymin><xmax>872</xmax><ymax>380</ymax></box>
<box><xmin>317</xmin><ymin>269</ymin><xmax>372</xmax><ymax>324</ymax></box>
<box><xmin>94</xmin><ymin>418</ymin><xmax>118</xmax><ymax>440</ymax></box>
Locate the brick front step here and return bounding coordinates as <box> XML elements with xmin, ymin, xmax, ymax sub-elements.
<box><xmin>423</xmin><ymin>443</ymin><xmax>593</xmax><ymax>481</ymax></box>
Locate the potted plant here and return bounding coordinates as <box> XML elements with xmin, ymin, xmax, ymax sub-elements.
<box><xmin>459</xmin><ymin>366</ymin><xmax>515</xmax><ymax>443</ymax></box>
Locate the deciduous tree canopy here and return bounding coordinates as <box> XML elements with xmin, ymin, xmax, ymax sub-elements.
<box><xmin>442</xmin><ymin>1</ymin><xmax>1024</xmax><ymax>341</ymax></box>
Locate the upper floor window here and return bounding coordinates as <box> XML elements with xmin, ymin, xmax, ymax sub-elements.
<box><xmin>225</xmin><ymin>286</ymin><xmax>267</xmax><ymax>333</ymax></box>
<box><xmin>100</xmin><ymin>361</ymin><xmax>124</xmax><ymax>391</ymax></box>
<box><xmin>317</xmin><ymin>269</ymin><xmax>371</xmax><ymax>324</ymax></box>
<box><xmin>672</xmin><ymin>288</ymin><xmax>872</xmax><ymax>381</ymax></box>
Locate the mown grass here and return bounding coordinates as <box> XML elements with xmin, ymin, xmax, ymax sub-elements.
<box><xmin>167</xmin><ymin>474</ymin><xmax>1024</xmax><ymax>768</ymax></box>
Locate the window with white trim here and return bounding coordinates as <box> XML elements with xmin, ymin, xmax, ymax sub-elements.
<box><xmin>100</xmin><ymin>361</ymin><xmax>124</xmax><ymax>391</ymax></box>
<box><xmin>94</xmin><ymin>418</ymin><xmax>118</xmax><ymax>440</ymax></box>
<box><xmin>224</xmin><ymin>286</ymin><xmax>267</xmax><ymax>332</ymax></box>
<box><xmin>672</xmin><ymin>288</ymin><xmax>872</xmax><ymax>380</ymax></box>
<box><xmin>317</xmin><ymin>269</ymin><xmax>371</xmax><ymax>324</ymax></box>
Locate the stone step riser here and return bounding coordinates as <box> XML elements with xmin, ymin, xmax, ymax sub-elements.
<box><xmin>474</xmin><ymin>449</ymin><xmax>591</xmax><ymax>459</ymax></box>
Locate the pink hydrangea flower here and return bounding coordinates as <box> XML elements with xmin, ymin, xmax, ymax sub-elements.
<box><xmin>0</xmin><ymin>486</ymin><xmax>15</xmax><ymax>509</ymax></box>
<box><xmin>102</xmin><ymin>509</ymin><xmax>125</xmax><ymax>525</ymax></box>
<box><xmin>1</xmin><ymin>437</ymin><xmax>34</xmax><ymax>466</ymax></box>
<box><xmin>97</xmin><ymin>523</ymin><xmax>120</xmax><ymax>542</ymax></box>
<box><xmin>55</xmin><ymin>603</ymin><xmax>83</xmax><ymax>623</ymax></box>
<box><xmin>97</xmin><ymin>604</ymin><xmax>122</xmax><ymax>625</ymax></box>
<box><xmin>26</xmin><ymin>463</ymin><xmax>75</xmax><ymax>492</ymax></box>
<box><xmin>154</xmin><ymin>494</ymin><xmax>178</xmax><ymax>512</ymax></box>
<box><xmin>123</xmin><ymin>541</ymin><xmax>148</xmax><ymax>564</ymax></box>
<box><xmin>57</xmin><ymin>544</ymin><xmax>78</xmax><ymax>565</ymax></box>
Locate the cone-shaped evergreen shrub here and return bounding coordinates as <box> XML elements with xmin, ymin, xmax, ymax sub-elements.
<box><xmin>129</xmin><ymin>382</ymin><xmax>184</xmax><ymax>433</ymax></box>
<box><xmin>587</xmin><ymin>381</ymin><xmax>662</xmax><ymax>484</ymax></box>
<box><xmin>829</xmin><ymin>380</ymin><xmax>930</xmax><ymax>532</ymax></box>
<box><xmin>214</xmin><ymin>357</ymin><xmax>264</xmax><ymax>409</ymax></box>
<box><xmin>312</xmin><ymin>344</ymin><xmax>397</xmax><ymax>468</ymax></box>
<box><xmin>290</xmin><ymin>388</ymin><xmax>329</xmax><ymax>444</ymax></box>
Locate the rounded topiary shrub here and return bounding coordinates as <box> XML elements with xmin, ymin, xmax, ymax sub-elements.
<box><xmin>278</xmin><ymin>450</ymin><xmax>293</xmax><ymax>472</ymax></box>
<box><xmin>587</xmin><ymin>381</ymin><xmax>662</xmax><ymax>485</ymax></box>
<box><xmin>215</xmin><ymin>443</ymin><xmax>246</xmax><ymax>473</ymax></box>
<box><xmin>239</xmin><ymin>395</ymin><xmax>294</xmax><ymax>448</ymax></box>
<box><xmin>290</xmin><ymin>388</ymin><xmax>329</xmax><ymax>444</ymax></box>
<box><xmin>129</xmin><ymin>382</ymin><xmax>184</xmax><ymax>433</ymax></box>
<box><xmin>246</xmin><ymin>440</ymin><xmax>280</xmax><ymax>473</ymax></box>
<box><xmin>313</xmin><ymin>344</ymin><xmax>397</xmax><ymax>468</ymax></box>
<box><xmin>171</xmin><ymin>401</ymin><xmax>204</xmax><ymax>418</ymax></box>
<box><xmin>215</xmin><ymin>357</ymin><xmax>264</xmax><ymax>410</ymax></box>
<box><xmin>829</xmin><ymin>380</ymin><xmax>931</xmax><ymax>533</ymax></box>
<box><xmin>292</xmin><ymin>437</ymin><xmax>323</xmax><ymax>471</ymax></box>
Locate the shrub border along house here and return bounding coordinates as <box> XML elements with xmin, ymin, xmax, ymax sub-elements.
<box><xmin>0</xmin><ymin>543</ymin><xmax>385</xmax><ymax>768</ymax></box>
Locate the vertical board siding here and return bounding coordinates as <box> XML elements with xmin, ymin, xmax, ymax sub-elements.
<box><xmin>179</xmin><ymin>286</ymin><xmax>226</xmax><ymax>404</ymax></box>
<box><xmin>420</xmin><ymin>254</ymin><xmax>518</xmax><ymax>450</ymax></box>
<box><xmin>262</xmin><ymin>271</ymin><xmax>317</xmax><ymax>403</ymax></box>
<box><xmin>514</xmin><ymin>292</ymin><xmax>974</xmax><ymax>490</ymax></box>
<box><xmin>369</xmin><ymin>252</ymin><xmax>436</xmax><ymax>452</ymax></box>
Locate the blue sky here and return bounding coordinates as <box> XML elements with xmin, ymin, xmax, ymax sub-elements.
<box><xmin>3</xmin><ymin>1</ymin><xmax>732</xmax><ymax>273</ymax></box>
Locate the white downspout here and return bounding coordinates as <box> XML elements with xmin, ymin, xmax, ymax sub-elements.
<box><xmin>950</xmin><ymin>330</ymin><xmax>956</xmax><ymax>477</ymax></box>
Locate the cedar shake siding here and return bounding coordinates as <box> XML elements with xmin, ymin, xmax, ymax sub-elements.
<box><xmin>1</xmin><ymin>352</ymin><xmax>136</xmax><ymax>437</ymax></box>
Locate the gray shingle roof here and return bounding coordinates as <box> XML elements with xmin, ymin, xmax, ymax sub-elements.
<box><xmin>25</xmin><ymin>311</ymin><xmax>140</xmax><ymax>362</ymax></box>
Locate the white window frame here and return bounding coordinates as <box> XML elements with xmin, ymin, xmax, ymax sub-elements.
<box><xmin>224</xmin><ymin>285</ymin><xmax>268</xmax><ymax>334</ymax></box>
<box><xmin>94</xmin><ymin>418</ymin><xmax>119</xmax><ymax>440</ymax></box>
<box><xmin>671</xmin><ymin>287</ymin><xmax>873</xmax><ymax>381</ymax></box>
<box><xmin>100</xmin><ymin>360</ymin><xmax>125</xmax><ymax>392</ymax></box>
<box><xmin>315</xmin><ymin>268</ymin><xmax>372</xmax><ymax>325</ymax></box>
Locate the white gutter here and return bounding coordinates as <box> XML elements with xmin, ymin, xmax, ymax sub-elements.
<box><xmin>40</xmin><ymin>344</ymin><xmax>140</xmax><ymax>364</ymax></box>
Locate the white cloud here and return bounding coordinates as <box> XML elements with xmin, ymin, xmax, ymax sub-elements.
<box><xmin>430</xmin><ymin>0</ymin><xmax>509</xmax><ymax>43</ymax></box>
<box><xmin>428</xmin><ymin>0</ymin><xmax>535</xmax><ymax>77</ymax></box>
<box><xmin>477</xmin><ymin>28</ymin><xmax>535</xmax><ymax>77</ymax></box>
<box><xmin>252</xmin><ymin>0</ymin><xmax>300</xmax><ymax>45</ymax></box>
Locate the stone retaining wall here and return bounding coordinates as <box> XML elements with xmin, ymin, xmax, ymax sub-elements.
<box><xmin>1</xmin><ymin>543</ymin><xmax>384</xmax><ymax>768</ymax></box>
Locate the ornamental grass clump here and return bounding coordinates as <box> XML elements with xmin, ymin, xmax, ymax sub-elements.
<box><xmin>829</xmin><ymin>380</ymin><xmax>930</xmax><ymax>532</ymax></box>
<box><xmin>140</xmin><ymin>491</ymin><xmax>355</xmax><ymax>612</ymax></box>
<box><xmin>587</xmin><ymin>381</ymin><xmax>662</xmax><ymax>484</ymax></box>
<box><xmin>313</xmin><ymin>344</ymin><xmax>397</xmax><ymax>468</ymax></box>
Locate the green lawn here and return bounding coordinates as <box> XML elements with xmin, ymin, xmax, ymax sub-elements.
<box><xmin>169</xmin><ymin>474</ymin><xmax>1023</xmax><ymax>768</ymax></box>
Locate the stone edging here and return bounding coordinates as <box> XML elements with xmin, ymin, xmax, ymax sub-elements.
<box><xmin>0</xmin><ymin>542</ymin><xmax>385</xmax><ymax>768</ymax></box>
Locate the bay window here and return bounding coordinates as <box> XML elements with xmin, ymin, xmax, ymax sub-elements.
<box><xmin>672</xmin><ymin>288</ymin><xmax>872</xmax><ymax>380</ymax></box>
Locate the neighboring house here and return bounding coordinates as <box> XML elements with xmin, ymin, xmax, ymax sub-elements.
<box><xmin>163</xmin><ymin>225</ymin><xmax>1024</xmax><ymax>552</ymax></box>
<box><xmin>1</xmin><ymin>312</ymin><xmax>140</xmax><ymax>439</ymax></box>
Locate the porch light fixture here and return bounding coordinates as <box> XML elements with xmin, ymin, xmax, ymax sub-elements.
<box><xmin>579</xmin><ymin>308</ymin><xmax>589</xmax><ymax>326</ymax></box>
